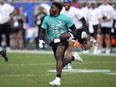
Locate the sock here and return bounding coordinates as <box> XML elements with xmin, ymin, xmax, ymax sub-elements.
<box><xmin>72</xmin><ymin>56</ymin><xmax>75</xmax><ymax>61</ymax></box>
<box><xmin>56</xmin><ymin>74</ymin><xmax>61</xmax><ymax>78</ymax></box>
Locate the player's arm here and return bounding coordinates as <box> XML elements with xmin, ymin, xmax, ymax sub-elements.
<box><xmin>39</xmin><ymin>16</ymin><xmax>47</xmax><ymax>40</ymax></box>
<box><xmin>68</xmin><ymin>24</ymin><xmax>77</xmax><ymax>37</ymax></box>
<box><xmin>38</xmin><ymin>28</ymin><xmax>46</xmax><ymax>48</ymax></box>
<box><xmin>38</xmin><ymin>16</ymin><xmax>47</xmax><ymax>48</ymax></box>
<box><xmin>39</xmin><ymin>28</ymin><xmax>46</xmax><ymax>40</ymax></box>
<box><xmin>80</xmin><ymin>17</ymin><xmax>87</xmax><ymax>32</ymax></box>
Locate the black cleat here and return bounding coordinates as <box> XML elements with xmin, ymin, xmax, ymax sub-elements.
<box><xmin>1</xmin><ymin>50</ymin><xmax>8</xmax><ymax>62</ymax></box>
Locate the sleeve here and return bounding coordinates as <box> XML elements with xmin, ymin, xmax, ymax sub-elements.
<box><xmin>66</xmin><ymin>16</ymin><xmax>73</xmax><ymax>28</ymax></box>
<box><xmin>41</xmin><ymin>16</ymin><xmax>47</xmax><ymax>30</ymax></box>
<box><xmin>39</xmin><ymin>17</ymin><xmax>47</xmax><ymax>40</ymax></box>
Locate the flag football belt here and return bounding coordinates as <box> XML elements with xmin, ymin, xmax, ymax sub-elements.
<box><xmin>51</xmin><ymin>38</ymin><xmax>61</xmax><ymax>44</ymax></box>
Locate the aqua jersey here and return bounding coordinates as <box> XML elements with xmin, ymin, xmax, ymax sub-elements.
<box><xmin>41</xmin><ymin>14</ymin><xmax>73</xmax><ymax>40</ymax></box>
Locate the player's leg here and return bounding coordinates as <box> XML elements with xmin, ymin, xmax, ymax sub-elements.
<box><xmin>76</xmin><ymin>29</ymin><xmax>98</xmax><ymax>51</ymax></box>
<box><xmin>18</xmin><ymin>30</ymin><xmax>23</xmax><ymax>49</ymax></box>
<box><xmin>105</xmin><ymin>27</ymin><xmax>111</xmax><ymax>54</ymax></box>
<box><xmin>49</xmin><ymin>42</ymin><xmax>66</xmax><ymax>86</ymax></box>
<box><xmin>0</xmin><ymin>49</ymin><xmax>8</xmax><ymax>62</ymax></box>
<box><xmin>97</xmin><ymin>27</ymin><xmax>104</xmax><ymax>54</ymax></box>
<box><xmin>92</xmin><ymin>25</ymin><xmax>99</xmax><ymax>54</ymax></box>
<box><xmin>49</xmin><ymin>41</ymin><xmax>74</xmax><ymax>86</ymax></box>
<box><xmin>12</xmin><ymin>31</ymin><xmax>17</xmax><ymax>49</ymax></box>
<box><xmin>0</xmin><ymin>24</ymin><xmax>8</xmax><ymax>62</ymax></box>
<box><xmin>65</xmin><ymin>40</ymin><xmax>74</xmax><ymax>69</ymax></box>
<box><xmin>4</xmin><ymin>23</ymin><xmax>11</xmax><ymax>49</ymax></box>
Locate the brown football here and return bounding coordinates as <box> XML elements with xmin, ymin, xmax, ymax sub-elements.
<box><xmin>59</xmin><ymin>32</ymin><xmax>71</xmax><ymax>40</ymax></box>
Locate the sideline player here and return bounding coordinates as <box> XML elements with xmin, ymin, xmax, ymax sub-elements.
<box><xmin>86</xmin><ymin>1</ymin><xmax>102</xmax><ymax>54</ymax></box>
<box><xmin>0</xmin><ymin>0</ymin><xmax>15</xmax><ymax>50</ymax></box>
<box><xmin>61</xmin><ymin>0</ymin><xmax>97</xmax><ymax>69</ymax></box>
<box><xmin>39</xmin><ymin>2</ymin><xmax>82</xmax><ymax>86</ymax></box>
<box><xmin>0</xmin><ymin>50</ymin><xmax>8</xmax><ymax>62</ymax></box>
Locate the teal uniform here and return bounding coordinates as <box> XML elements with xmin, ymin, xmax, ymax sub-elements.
<box><xmin>41</xmin><ymin>14</ymin><xmax>73</xmax><ymax>40</ymax></box>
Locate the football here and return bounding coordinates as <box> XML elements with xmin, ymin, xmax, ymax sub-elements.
<box><xmin>59</xmin><ymin>32</ymin><xmax>71</xmax><ymax>40</ymax></box>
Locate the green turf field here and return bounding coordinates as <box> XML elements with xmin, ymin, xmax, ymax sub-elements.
<box><xmin>0</xmin><ymin>53</ymin><xmax>116</xmax><ymax>87</ymax></box>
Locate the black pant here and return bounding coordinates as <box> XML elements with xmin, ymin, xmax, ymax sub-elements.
<box><xmin>0</xmin><ymin>22</ymin><xmax>11</xmax><ymax>47</ymax></box>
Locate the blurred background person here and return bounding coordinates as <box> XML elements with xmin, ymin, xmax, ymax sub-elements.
<box><xmin>18</xmin><ymin>6</ymin><xmax>28</xmax><ymax>49</ymax></box>
<box><xmin>10</xmin><ymin>8</ymin><xmax>23</xmax><ymax>49</ymax></box>
<box><xmin>61</xmin><ymin>0</ymin><xmax>97</xmax><ymax>69</ymax></box>
<box><xmin>0</xmin><ymin>0</ymin><xmax>14</xmax><ymax>50</ymax></box>
<box><xmin>98</xmin><ymin>0</ymin><xmax>114</xmax><ymax>54</ymax></box>
<box><xmin>112</xmin><ymin>4</ymin><xmax>116</xmax><ymax>47</ymax></box>
<box><xmin>77</xmin><ymin>0</ymin><xmax>93</xmax><ymax>54</ymax></box>
<box><xmin>77</xmin><ymin>0</ymin><xmax>83</xmax><ymax>9</ymax></box>
<box><xmin>34</xmin><ymin>5</ymin><xmax>47</xmax><ymax>49</ymax></box>
<box><xmin>86</xmin><ymin>1</ymin><xmax>102</xmax><ymax>54</ymax></box>
<box><xmin>78</xmin><ymin>0</ymin><xmax>89</xmax><ymax>21</ymax></box>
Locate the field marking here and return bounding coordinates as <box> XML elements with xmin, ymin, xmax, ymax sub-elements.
<box><xmin>107</xmin><ymin>72</ymin><xmax>116</xmax><ymax>75</ymax></box>
<box><xmin>7</xmin><ymin>50</ymin><xmax>116</xmax><ymax>56</ymax></box>
<box><xmin>8</xmin><ymin>50</ymin><xmax>53</xmax><ymax>54</ymax></box>
<box><xmin>0</xmin><ymin>74</ymin><xmax>50</xmax><ymax>77</ymax></box>
<box><xmin>48</xmin><ymin>69</ymin><xmax>111</xmax><ymax>73</ymax></box>
<box><xmin>5</xmin><ymin>63</ymin><xmax>55</xmax><ymax>66</ymax></box>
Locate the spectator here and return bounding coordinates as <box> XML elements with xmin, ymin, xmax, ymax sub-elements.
<box><xmin>112</xmin><ymin>4</ymin><xmax>116</xmax><ymax>46</ymax></box>
<box><xmin>19</xmin><ymin>6</ymin><xmax>28</xmax><ymax>49</ymax></box>
<box><xmin>34</xmin><ymin>5</ymin><xmax>47</xmax><ymax>49</ymax></box>
<box><xmin>10</xmin><ymin>8</ymin><xmax>23</xmax><ymax>49</ymax></box>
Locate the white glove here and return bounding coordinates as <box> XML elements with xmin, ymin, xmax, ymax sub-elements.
<box><xmin>67</xmin><ymin>32</ymin><xmax>74</xmax><ymax>41</ymax></box>
<box><xmin>81</xmin><ymin>31</ymin><xmax>87</xmax><ymax>38</ymax></box>
<box><xmin>39</xmin><ymin>40</ymin><xmax>45</xmax><ymax>48</ymax></box>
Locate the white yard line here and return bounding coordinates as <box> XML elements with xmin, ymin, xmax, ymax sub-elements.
<box><xmin>107</xmin><ymin>72</ymin><xmax>116</xmax><ymax>75</ymax></box>
<box><xmin>0</xmin><ymin>74</ymin><xmax>50</xmax><ymax>77</ymax></box>
<box><xmin>48</xmin><ymin>69</ymin><xmax>116</xmax><ymax>75</ymax></box>
<box><xmin>48</xmin><ymin>69</ymin><xmax>111</xmax><ymax>73</ymax></box>
<box><xmin>7</xmin><ymin>50</ymin><xmax>116</xmax><ymax>56</ymax></box>
<box><xmin>1</xmin><ymin>63</ymin><xmax>55</xmax><ymax>66</ymax></box>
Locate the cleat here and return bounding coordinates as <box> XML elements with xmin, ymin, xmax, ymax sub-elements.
<box><xmin>1</xmin><ymin>50</ymin><xmax>8</xmax><ymax>62</ymax></box>
<box><xmin>73</xmin><ymin>52</ymin><xmax>83</xmax><ymax>63</ymax></box>
<box><xmin>49</xmin><ymin>78</ymin><xmax>61</xmax><ymax>86</ymax></box>
<box><xmin>67</xmin><ymin>63</ymin><xmax>72</xmax><ymax>69</ymax></box>
<box><xmin>63</xmin><ymin>63</ymin><xmax>72</xmax><ymax>70</ymax></box>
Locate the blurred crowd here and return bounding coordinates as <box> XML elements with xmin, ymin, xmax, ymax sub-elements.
<box><xmin>0</xmin><ymin>0</ymin><xmax>116</xmax><ymax>54</ymax></box>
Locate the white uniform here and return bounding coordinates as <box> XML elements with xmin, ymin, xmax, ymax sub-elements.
<box><xmin>0</xmin><ymin>3</ymin><xmax>14</xmax><ymax>24</ymax></box>
<box><xmin>87</xmin><ymin>7</ymin><xmax>102</xmax><ymax>33</ymax></box>
<box><xmin>98</xmin><ymin>4</ymin><xmax>114</xmax><ymax>28</ymax></box>
<box><xmin>87</xmin><ymin>7</ymin><xmax>101</xmax><ymax>25</ymax></box>
<box><xmin>79</xmin><ymin>6</ymin><xmax>89</xmax><ymax>21</ymax></box>
<box><xmin>61</xmin><ymin>6</ymin><xmax>83</xmax><ymax>29</ymax></box>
